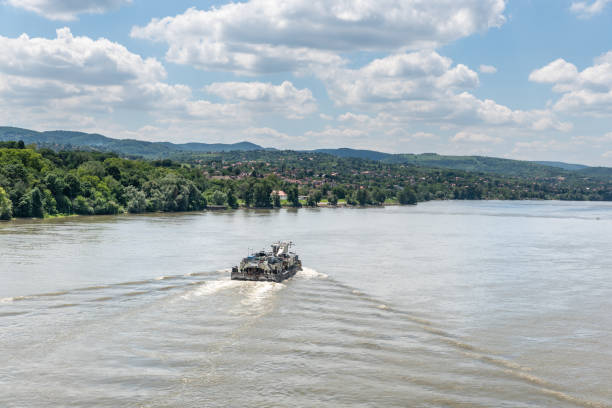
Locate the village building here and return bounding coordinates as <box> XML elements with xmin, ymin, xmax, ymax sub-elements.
<box><xmin>271</xmin><ymin>190</ymin><xmax>288</xmax><ymax>200</ymax></box>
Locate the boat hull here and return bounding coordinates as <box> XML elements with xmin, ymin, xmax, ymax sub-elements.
<box><xmin>231</xmin><ymin>263</ymin><xmax>302</xmax><ymax>283</ymax></box>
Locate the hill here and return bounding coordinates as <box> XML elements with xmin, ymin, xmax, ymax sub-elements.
<box><xmin>313</xmin><ymin>148</ymin><xmax>393</xmax><ymax>161</ymax></box>
<box><xmin>534</xmin><ymin>161</ymin><xmax>589</xmax><ymax>171</ymax></box>
<box><xmin>2</xmin><ymin>127</ymin><xmax>610</xmax><ymax>179</ymax></box>
<box><xmin>313</xmin><ymin>149</ymin><xmax>587</xmax><ymax>178</ymax></box>
<box><xmin>0</xmin><ymin>127</ymin><xmax>264</xmax><ymax>157</ymax></box>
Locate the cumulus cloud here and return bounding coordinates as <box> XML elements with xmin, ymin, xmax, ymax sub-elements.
<box><xmin>322</xmin><ymin>51</ymin><xmax>479</xmax><ymax>105</ymax></box>
<box><xmin>319</xmin><ymin>51</ymin><xmax>569</xmax><ymax>132</ymax></box>
<box><xmin>479</xmin><ymin>64</ymin><xmax>498</xmax><ymax>74</ymax></box>
<box><xmin>205</xmin><ymin>81</ymin><xmax>317</xmax><ymax>118</ymax></box>
<box><xmin>570</xmin><ymin>0</ymin><xmax>612</xmax><ymax>18</ymax></box>
<box><xmin>0</xmin><ymin>29</ymin><xmax>316</xmax><ymax>139</ymax></box>
<box><xmin>7</xmin><ymin>0</ymin><xmax>132</xmax><ymax>21</ymax></box>
<box><xmin>529</xmin><ymin>58</ymin><xmax>579</xmax><ymax>85</ymax></box>
<box><xmin>530</xmin><ymin>52</ymin><xmax>612</xmax><ymax>116</ymax></box>
<box><xmin>0</xmin><ymin>28</ymin><xmax>178</xmax><ymax>118</ymax></box>
<box><xmin>131</xmin><ymin>0</ymin><xmax>506</xmax><ymax>75</ymax></box>
<box><xmin>0</xmin><ymin>28</ymin><xmax>165</xmax><ymax>86</ymax></box>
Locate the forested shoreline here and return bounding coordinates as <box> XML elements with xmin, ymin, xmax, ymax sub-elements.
<box><xmin>1</xmin><ymin>141</ymin><xmax>611</xmax><ymax>220</ymax></box>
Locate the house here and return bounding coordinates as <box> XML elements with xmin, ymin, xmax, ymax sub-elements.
<box><xmin>271</xmin><ymin>190</ymin><xmax>288</xmax><ymax>200</ymax></box>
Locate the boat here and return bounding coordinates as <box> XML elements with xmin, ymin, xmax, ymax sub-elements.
<box><xmin>231</xmin><ymin>242</ymin><xmax>302</xmax><ymax>282</ymax></box>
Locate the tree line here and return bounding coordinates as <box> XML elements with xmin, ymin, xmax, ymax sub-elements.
<box><xmin>0</xmin><ymin>142</ymin><xmax>610</xmax><ymax>220</ymax></box>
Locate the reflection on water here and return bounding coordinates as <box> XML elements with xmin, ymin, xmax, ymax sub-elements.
<box><xmin>1</xmin><ymin>201</ymin><xmax>612</xmax><ymax>407</ymax></box>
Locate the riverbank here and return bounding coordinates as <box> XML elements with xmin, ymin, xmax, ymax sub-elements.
<box><xmin>0</xmin><ymin>201</ymin><xmax>402</xmax><ymax>221</ymax></box>
<box><xmin>6</xmin><ymin>197</ymin><xmax>612</xmax><ymax>222</ymax></box>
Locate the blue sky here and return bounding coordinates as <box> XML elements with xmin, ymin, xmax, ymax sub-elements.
<box><xmin>0</xmin><ymin>0</ymin><xmax>611</xmax><ymax>165</ymax></box>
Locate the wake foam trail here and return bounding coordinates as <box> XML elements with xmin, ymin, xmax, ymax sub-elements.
<box><xmin>296</xmin><ymin>266</ymin><xmax>328</xmax><ymax>279</ymax></box>
<box><xmin>240</xmin><ymin>282</ymin><xmax>285</xmax><ymax>308</ymax></box>
<box><xmin>181</xmin><ymin>279</ymin><xmax>242</xmax><ymax>300</ymax></box>
<box><xmin>0</xmin><ymin>269</ymin><xmax>227</xmax><ymax>305</ymax></box>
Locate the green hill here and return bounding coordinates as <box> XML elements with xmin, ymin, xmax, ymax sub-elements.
<box><xmin>0</xmin><ymin>127</ymin><xmax>264</xmax><ymax>157</ymax></box>
<box><xmin>535</xmin><ymin>161</ymin><xmax>589</xmax><ymax>171</ymax></box>
<box><xmin>385</xmin><ymin>153</ymin><xmax>566</xmax><ymax>177</ymax></box>
<box><xmin>312</xmin><ymin>149</ymin><xmax>586</xmax><ymax>178</ymax></box>
<box><xmin>313</xmin><ymin>148</ymin><xmax>393</xmax><ymax>161</ymax></box>
<box><xmin>2</xmin><ymin>127</ymin><xmax>610</xmax><ymax>179</ymax></box>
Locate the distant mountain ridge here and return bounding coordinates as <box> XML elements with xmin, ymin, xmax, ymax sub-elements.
<box><xmin>314</xmin><ymin>148</ymin><xmax>611</xmax><ymax>178</ymax></box>
<box><xmin>534</xmin><ymin>161</ymin><xmax>589</xmax><ymax>171</ymax></box>
<box><xmin>0</xmin><ymin>127</ymin><xmax>264</xmax><ymax>156</ymax></box>
<box><xmin>1</xmin><ymin>126</ymin><xmax>610</xmax><ymax>178</ymax></box>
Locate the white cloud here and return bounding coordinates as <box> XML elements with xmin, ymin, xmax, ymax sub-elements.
<box><xmin>131</xmin><ymin>0</ymin><xmax>506</xmax><ymax>75</ymax></box>
<box><xmin>205</xmin><ymin>81</ymin><xmax>317</xmax><ymax>118</ymax></box>
<box><xmin>319</xmin><ymin>52</ymin><xmax>569</xmax><ymax>132</ymax></box>
<box><xmin>570</xmin><ymin>0</ymin><xmax>612</xmax><ymax>18</ymax></box>
<box><xmin>0</xmin><ymin>28</ymin><xmax>165</xmax><ymax>86</ymax></box>
<box><xmin>0</xmin><ymin>29</ymin><xmax>316</xmax><ymax>141</ymax></box>
<box><xmin>452</xmin><ymin>131</ymin><xmax>502</xmax><ymax>143</ymax></box>
<box><xmin>479</xmin><ymin>64</ymin><xmax>498</xmax><ymax>74</ymax></box>
<box><xmin>530</xmin><ymin>52</ymin><xmax>612</xmax><ymax>116</ymax></box>
<box><xmin>323</xmin><ymin>51</ymin><xmax>479</xmax><ymax>106</ymax></box>
<box><xmin>529</xmin><ymin>58</ymin><xmax>578</xmax><ymax>85</ymax></box>
<box><xmin>7</xmin><ymin>0</ymin><xmax>132</xmax><ymax>21</ymax></box>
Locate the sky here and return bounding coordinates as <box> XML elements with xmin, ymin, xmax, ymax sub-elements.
<box><xmin>0</xmin><ymin>0</ymin><xmax>611</xmax><ymax>165</ymax></box>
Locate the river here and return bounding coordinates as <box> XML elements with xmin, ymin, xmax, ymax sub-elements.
<box><xmin>1</xmin><ymin>201</ymin><xmax>611</xmax><ymax>407</ymax></box>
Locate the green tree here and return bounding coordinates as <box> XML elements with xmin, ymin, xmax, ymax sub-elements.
<box><xmin>15</xmin><ymin>192</ymin><xmax>32</xmax><ymax>218</ymax></box>
<box><xmin>211</xmin><ymin>190</ymin><xmax>228</xmax><ymax>206</ymax></box>
<box><xmin>372</xmin><ymin>188</ymin><xmax>386</xmax><ymax>205</ymax></box>
<box><xmin>0</xmin><ymin>187</ymin><xmax>12</xmax><ymax>220</ymax></box>
<box><xmin>287</xmin><ymin>185</ymin><xmax>301</xmax><ymax>207</ymax></box>
<box><xmin>253</xmin><ymin>182</ymin><xmax>272</xmax><ymax>208</ymax></box>
<box><xmin>73</xmin><ymin>196</ymin><xmax>94</xmax><ymax>215</ymax></box>
<box><xmin>77</xmin><ymin>161</ymin><xmax>106</xmax><ymax>178</ymax></box>
<box><xmin>273</xmin><ymin>193</ymin><xmax>281</xmax><ymax>208</ymax></box>
<box><xmin>242</xmin><ymin>184</ymin><xmax>254</xmax><ymax>207</ymax></box>
<box><xmin>226</xmin><ymin>189</ymin><xmax>238</xmax><ymax>209</ymax></box>
<box><xmin>124</xmin><ymin>186</ymin><xmax>147</xmax><ymax>213</ymax></box>
<box><xmin>63</xmin><ymin>174</ymin><xmax>81</xmax><ymax>198</ymax></box>
<box><xmin>356</xmin><ymin>188</ymin><xmax>369</xmax><ymax>206</ymax></box>
<box><xmin>328</xmin><ymin>194</ymin><xmax>338</xmax><ymax>206</ymax></box>
<box><xmin>306</xmin><ymin>195</ymin><xmax>317</xmax><ymax>207</ymax></box>
<box><xmin>30</xmin><ymin>188</ymin><xmax>44</xmax><ymax>218</ymax></box>
<box><xmin>398</xmin><ymin>188</ymin><xmax>417</xmax><ymax>205</ymax></box>
<box><xmin>332</xmin><ymin>186</ymin><xmax>346</xmax><ymax>199</ymax></box>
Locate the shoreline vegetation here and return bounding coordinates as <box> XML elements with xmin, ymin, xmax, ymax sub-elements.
<box><xmin>1</xmin><ymin>141</ymin><xmax>611</xmax><ymax>221</ymax></box>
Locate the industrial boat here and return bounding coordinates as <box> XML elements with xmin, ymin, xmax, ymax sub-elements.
<box><xmin>231</xmin><ymin>242</ymin><xmax>302</xmax><ymax>282</ymax></box>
